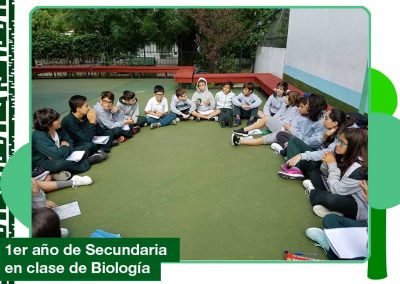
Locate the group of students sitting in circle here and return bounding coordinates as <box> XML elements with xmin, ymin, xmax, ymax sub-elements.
<box><xmin>32</xmin><ymin>78</ymin><xmax>368</xmax><ymax>260</ymax></box>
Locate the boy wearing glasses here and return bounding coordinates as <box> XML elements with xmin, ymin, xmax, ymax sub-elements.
<box><xmin>144</xmin><ymin>85</ymin><xmax>177</xmax><ymax>129</ymax></box>
<box><xmin>170</xmin><ymin>87</ymin><xmax>196</xmax><ymax>120</ymax></box>
<box><xmin>116</xmin><ymin>90</ymin><xmax>147</xmax><ymax>128</ymax></box>
<box><xmin>93</xmin><ymin>91</ymin><xmax>135</xmax><ymax>142</ymax></box>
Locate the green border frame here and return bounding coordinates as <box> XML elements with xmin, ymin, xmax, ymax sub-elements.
<box><xmin>2</xmin><ymin>3</ymin><xmax>393</xmax><ymax>281</ymax></box>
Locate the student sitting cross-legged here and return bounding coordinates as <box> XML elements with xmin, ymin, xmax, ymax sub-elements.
<box><xmin>207</xmin><ymin>81</ymin><xmax>236</xmax><ymax>127</ymax></box>
<box><xmin>116</xmin><ymin>90</ymin><xmax>147</xmax><ymax>129</ymax></box>
<box><xmin>232</xmin><ymin>82</ymin><xmax>262</xmax><ymax>126</ymax></box>
<box><xmin>93</xmin><ymin>91</ymin><xmax>136</xmax><ymax>142</ymax></box>
<box><xmin>61</xmin><ymin>95</ymin><xmax>112</xmax><ymax>159</ymax></box>
<box><xmin>170</xmin><ymin>87</ymin><xmax>196</xmax><ymax>121</ymax></box>
<box><xmin>191</xmin><ymin>77</ymin><xmax>216</xmax><ymax>121</ymax></box>
<box><xmin>145</xmin><ymin>85</ymin><xmax>177</xmax><ymax>129</ymax></box>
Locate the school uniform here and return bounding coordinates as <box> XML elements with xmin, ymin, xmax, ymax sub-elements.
<box><xmin>191</xmin><ymin>77</ymin><xmax>215</xmax><ymax>114</ymax></box>
<box><xmin>144</xmin><ymin>96</ymin><xmax>177</xmax><ymax>126</ymax></box>
<box><xmin>170</xmin><ymin>95</ymin><xmax>196</xmax><ymax>118</ymax></box>
<box><xmin>93</xmin><ymin>102</ymin><xmax>133</xmax><ymax>139</ymax></box>
<box><xmin>263</xmin><ymin>94</ymin><xmax>285</xmax><ymax>116</ymax></box>
<box><xmin>32</xmin><ymin>129</ymin><xmax>90</xmax><ymax>174</ymax></box>
<box><xmin>116</xmin><ymin>97</ymin><xmax>146</xmax><ymax>127</ymax></box>
<box><xmin>232</xmin><ymin>92</ymin><xmax>262</xmax><ymax>119</ymax></box>
<box><xmin>61</xmin><ymin>113</ymin><xmax>113</xmax><ymax>154</ymax></box>
<box><xmin>309</xmin><ymin>159</ymin><xmax>368</xmax><ymax>221</ymax></box>
<box><xmin>215</xmin><ymin>91</ymin><xmax>236</xmax><ymax>123</ymax></box>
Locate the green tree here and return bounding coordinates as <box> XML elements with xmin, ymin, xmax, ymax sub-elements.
<box><xmin>187</xmin><ymin>9</ymin><xmax>246</xmax><ymax>73</ymax></box>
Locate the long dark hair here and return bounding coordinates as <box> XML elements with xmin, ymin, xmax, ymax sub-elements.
<box><xmin>335</xmin><ymin>128</ymin><xmax>368</xmax><ymax>177</ymax></box>
<box><xmin>323</xmin><ymin>109</ymin><xmax>355</xmax><ymax>148</ymax></box>
<box><xmin>33</xmin><ymin>108</ymin><xmax>60</xmax><ymax>131</ymax></box>
<box><xmin>307</xmin><ymin>94</ymin><xmax>327</xmax><ymax>121</ymax></box>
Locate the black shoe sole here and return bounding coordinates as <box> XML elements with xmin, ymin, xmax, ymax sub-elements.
<box><xmin>232</xmin><ymin>131</ymin><xmax>249</xmax><ymax>137</ymax></box>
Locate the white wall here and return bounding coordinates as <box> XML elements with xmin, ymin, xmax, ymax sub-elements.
<box><xmin>254</xmin><ymin>47</ymin><xmax>286</xmax><ymax>78</ymax></box>
<box><xmin>284</xmin><ymin>8</ymin><xmax>369</xmax><ymax>108</ymax></box>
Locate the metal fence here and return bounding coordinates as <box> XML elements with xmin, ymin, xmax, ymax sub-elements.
<box><xmin>33</xmin><ymin>43</ymin><xmax>254</xmax><ymax>79</ymax></box>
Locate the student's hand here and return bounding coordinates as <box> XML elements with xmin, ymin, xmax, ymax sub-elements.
<box><xmin>87</xmin><ymin>108</ymin><xmax>96</xmax><ymax>123</ymax></box>
<box><xmin>61</xmin><ymin>141</ymin><xmax>70</xmax><ymax>147</ymax></box>
<box><xmin>32</xmin><ymin>179</ymin><xmax>40</xmax><ymax>195</ymax></box>
<box><xmin>283</xmin><ymin>123</ymin><xmax>291</xmax><ymax>131</ymax></box>
<box><xmin>46</xmin><ymin>200</ymin><xmax>58</xmax><ymax>208</ymax></box>
<box><xmin>124</xmin><ymin>117</ymin><xmax>134</xmax><ymax>125</ymax></box>
<box><xmin>360</xmin><ymin>180</ymin><xmax>368</xmax><ymax>202</ymax></box>
<box><xmin>204</xmin><ymin>100</ymin><xmax>210</xmax><ymax>106</ymax></box>
<box><xmin>111</xmin><ymin>106</ymin><xmax>119</xmax><ymax>113</ymax></box>
<box><xmin>287</xmin><ymin>154</ymin><xmax>302</xmax><ymax>167</ymax></box>
<box><xmin>321</xmin><ymin>152</ymin><xmax>336</xmax><ymax>164</ymax></box>
<box><xmin>323</xmin><ymin>126</ymin><xmax>338</xmax><ymax>140</ymax></box>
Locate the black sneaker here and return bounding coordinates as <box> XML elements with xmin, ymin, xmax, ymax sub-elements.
<box><xmin>195</xmin><ymin>117</ymin><xmax>201</xmax><ymax>122</ymax></box>
<box><xmin>97</xmin><ymin>150</ymin><xmax>108</xmax><ymax>160</ymax></box>
<box><xmin>112</xmin><ymin>140</ymin><xmax>119</xmax><ymax>147</ymax></box>
<box><xmin>88</xmin><ymin>153</ymin><xmax>106</xmax><ymax>165</ymax></box>
<box><xmin>231</xmin><ymin>134</ymin><xmax>240</xmax><ymax>146</ymax></box>
<box><xmin>232</xmin><ymin>128</ymin><xmax>249</xmax><ymax>137</ymax></box>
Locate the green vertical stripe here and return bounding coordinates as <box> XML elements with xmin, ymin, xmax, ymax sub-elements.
<box><xmin>368</xmin><ymin>208</ymin><xmax>387</xmax><ymax>279</ymax></box>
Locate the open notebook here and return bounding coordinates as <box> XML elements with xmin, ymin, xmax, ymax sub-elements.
<box><xmin>66</xmin><ymin>151</ymin><xmax>85</xmax><ymax>162</ymax></box>
<box><xmin>324</xmin><ymin>227</ymin><xmax>368</xmax><ymax>259</ymax></box>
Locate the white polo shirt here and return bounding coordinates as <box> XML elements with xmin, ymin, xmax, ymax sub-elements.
<box><xmin>144</xmin><ymin>96</ymin><xmax>168</xmax><ymax>113</ymax></box>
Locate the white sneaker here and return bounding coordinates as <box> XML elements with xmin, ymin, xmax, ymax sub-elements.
<box><xmin>188</xmin><ymin>115</ymin><xmax>194</xmax><ymax>120</ymax></box>
<box><xmin>71</xmin><ymin>175</ymin><xmax>93</xmax><ymax>188</ymax></box>
<box><xmin>305</xmin><ymin>228</ymin><xmax>330</xmax><ymax>252</ymax></box>
<box><xmin>303</xmin><ymin>179</ymin><xmax>315</xmax><ymax>198</ymax></box>
<box><xmin>175</xmin><ymin>117</ymin><xmax>180</xmax><ymax>122</ymax></box>
<box><xmin>271</xmin><ymin>143</ymin><xmax>283</xmax><ymax>154</ymax></box>
<box><xmin>61</xmin><ymin>228</ymin><xmax>69</xmax><ymax>238</ymax></box>
<box><xmin>312</xmin><ymin>205</ymin><xmax>344</xmax><ymax>218</ymax></box>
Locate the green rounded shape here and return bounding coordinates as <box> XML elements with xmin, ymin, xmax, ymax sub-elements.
<box><xmin>371</xmin><ymin>69</ymin><xmax>397</xmax><ymax>115</ymax></box>
<box><xmin>369</xmin><ymin>113</ymin><xmax>400</xmax><ymax>209</ymax></box>
<box><xmin>0</xmin><ymin>144</ymin><xmax>31</xmax><ymax>227</ymax></box>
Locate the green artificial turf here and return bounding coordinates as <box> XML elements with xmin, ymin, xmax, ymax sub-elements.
<box><xmin>33</xmin><ymin>78</ymin><xmax>328</xmax><ymax>260</ymax></box>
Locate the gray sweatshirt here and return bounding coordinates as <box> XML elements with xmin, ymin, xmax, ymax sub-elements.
<box><xmin>320</xmin><ymin>160</ymin><xmax>368</xmax><ymax>221</ymax></box>
<box><xmin>32</xmin><ymin>188</ymin><xmax>47</xmax><ymax>209</ymax></box>
<box><xmin>263</xmin><ymin>94</ymin><xmax>286</xmax><ymax>115</ymax></box>
<box><xmin>191</xmin><ymin>77</ymin><xmax>215</xmax><ymax>112</ymax></box>
<box><xmin>232</xmin><ymin>92</ymin><xmax>262</xmax><ymax>109</ymax></box>
<box><xmin>93</xmin><ymin>102</ymin><xmax>125</xmax><ymax>129</ymax></box>
<box><xmin>116</xmin><ymin>97</ymin><xmax>140</xmax><ymax>122</ymax></box>
<box><xmin>274</xmin><ymin>104</ymin><xmax>300</xmax><ymax>125</ymax></box>
<box><xmin>300</xmin><ymin>124</ymin><xmax>360</xmax><ymax>161</ymax></box>
<box><xmin>301</xmin><ymin>138</ymin><xmax>337</xmax><ymax>161</ymax></box>
<box><xmin>215</xmin><ymin>91</ymin><xmax>236</xmax><ymax>109</ymax></box>
<box><xmin>170</xmin><ymin>95</ymin><xmax>196</xmax><ymax>116</ymax></box>
<box><xmin>290</xmin><ymin>115</ymin><xmax>327</xmax><ymax>149</ymax></box>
